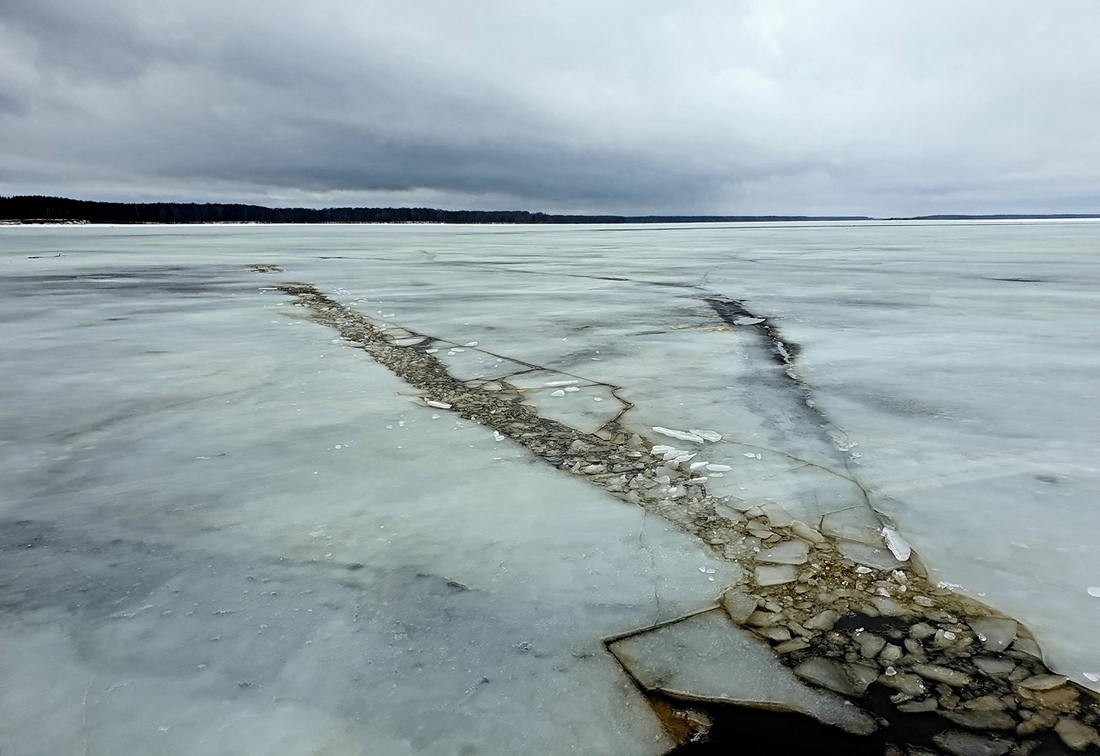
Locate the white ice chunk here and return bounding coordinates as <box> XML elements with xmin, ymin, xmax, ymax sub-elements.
<box><xmin>733</xmin><ymin>316</ymin><xmax>765</xmax><ymax>326</ymax></box>
<box><xmin>689</xmin><ymin>429</ymin><xmax>723</xmax><ymax>442</ymax></box>
<box><xmin>1088</xmin><ymin>587</ymin><xmax>1100</xmax><ymax>597</ymax></box>
<box><xmin>464</xmin><ymin>341</ymin><xmax>478</xmax><ymax>347</ymax></box>
<box><xmin>652</xmin><ymin>427</ymin><xmax>705</xmax><ymax>443</ymax></box>
<box><xmin>689</xmin><ymin>461</ymin><xmax>710</xmax><ymax>471</ymax></box>
<box><xmin>493</xmin><ymin>431</ymin><xmax>505</xmax><ymax>442</ymax></box>
<box><xmin>564</xmin><ymin>386</ymin><xmax>580</xmax><ymax>393</ymax></box>
<box><xmin>424</xmin><ymin>400</ymin><xmax>452</xmax><ymax>409</ymax></box>
<box><xmin>706</xmin><ymin>464</ymin><xmax>732</xmax><ymax>472</ymax></box>
<box><xmin>544</xmin><ymin>380</ymin><xmax>580</xmax><ymax>387</ymax></box>
<box><xmin>651</xmin><ymin>445</ymin><xmax>676</xmax><ymax>456</ymax></box>
<box><xmin>550</xmin><ymin>389</ymin><xmax>566</xmax><ymax>397</ymax></box>
<box><xmin>881</xmin><ymin>526</ymin><xmax>912</xmax><ymax>562</ymax></box>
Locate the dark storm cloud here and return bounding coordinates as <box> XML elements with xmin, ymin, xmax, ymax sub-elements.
<box><xmin>1</xmin><ymin>0</ymin><xmax>1099</xmax><ymax>214</ymax></box>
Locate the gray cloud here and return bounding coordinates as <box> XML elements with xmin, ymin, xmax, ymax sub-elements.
<box><xmin>1</xmin><ymin>0</ymin><xmax>1099</xmax><ymax>214</ymax></box>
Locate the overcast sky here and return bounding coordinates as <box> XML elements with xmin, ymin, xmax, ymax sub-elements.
<box><xmin>2</xmin><ymin>1</ymin><xmax>1099</xmax><ymax>215</ymax></box>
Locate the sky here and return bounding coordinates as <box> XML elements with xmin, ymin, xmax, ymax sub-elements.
<box><xmin>2</xmin><ymin>0</ymin><xmax>1099</xmax><ymax>216</ymax></box>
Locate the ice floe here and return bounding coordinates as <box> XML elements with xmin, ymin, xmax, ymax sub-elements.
<box><xmin>652</xmin><ymin>426</ymin><xmax>705</xmax><ymax>443</ymax></box>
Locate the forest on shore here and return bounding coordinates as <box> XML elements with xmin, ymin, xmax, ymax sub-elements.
<box><xmin>1</xmin><ymin>196</ymin><xmax>869</xmax><ymax>224</ymax></box>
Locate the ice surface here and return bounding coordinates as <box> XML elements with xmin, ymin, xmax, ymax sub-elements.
<box><xmin>0</xmin><ymin>229</ymin><xmax>740</xmax><ymax>755</ymax></box>
<box><xmin>2</xmin><ymin>219</ymin><xmax>1099</xmax><ymax>750</ymax></box>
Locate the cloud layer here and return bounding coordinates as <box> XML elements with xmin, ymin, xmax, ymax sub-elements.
<box><xmin>2</xmin><ymin>0</ymin><xmax>1099</xmax><ymax>214</ymax></box>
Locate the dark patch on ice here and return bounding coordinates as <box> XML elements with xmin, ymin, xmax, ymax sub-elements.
<box><xmin>658</xmin><ymin>663</ymin><xmax>1082</xmax><ymax>755</ymax></box>
<box><xmin>0</xmin><ymin>265</ymin><xmax>249</xmax><ymax>298</ymax></box>
<box><xmin>703</xmin><ymin>296</ymin><xmax>800</xmax><ymax>366</ymax></box>
<box><xmin>654</xmin><ymin>690</ymin><xmax>887</xmax><ymax>755</ymax></box>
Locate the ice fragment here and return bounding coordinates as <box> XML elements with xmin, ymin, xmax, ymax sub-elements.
<box><xmin>756</xmin><ymin>540</ymin><xmax>809</xmax><ymax>565</ymax></box>
<box><xmin>652</xmin><ymin>426</ymin><xmax>705</xmax><ymax>443</ymax></box>
<box><xmin>793</xmin><ymin>658</ymin><xmax>859</xmax><ymax>696</ymax></box>
<box><xmin>881</xmin><ymin>526</ymin><xmax>912</xmax><ymax>562</ymax></box>
<box><xmin>425</xmin><ymin>400</ymin><xmax>452</xmax><ymax>409</ymax></box>
<box><xmin>689</xmin><ymin>429</ymin><xmax>722</xmax><ymax>442</ymax></box>
<box><xmin>755</xmin><ymin>564</ymin><xmax>798</xmax><ymax>586</ymax></box>
<box><xmin>550</xmin><ymin>389</ymin><xmax>566</xmax><ymax>397</ymax></box>
<box><xmin>544</xmin><ymin>380</ymin><xmax>580</xmax><ymax>387</ymax></box>
<box><xmin>967</xmin><ymin>618</ymin><xmax>1018</xmax><ymax>653</ymax></box>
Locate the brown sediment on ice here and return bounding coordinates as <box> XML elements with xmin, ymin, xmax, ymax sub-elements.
<box><xmin>269</xmin><ymin>280</ymin><xmax>1100</xmax><ymax>754</ymax></box>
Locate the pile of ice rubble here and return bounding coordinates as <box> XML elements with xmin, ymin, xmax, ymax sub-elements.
<box><xmin>276</xmin><ymin>281</ymin><xmax>1100</xmax><ymax>755</ymax></box>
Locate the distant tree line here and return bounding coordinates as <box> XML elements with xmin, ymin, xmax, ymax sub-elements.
<box><xmin>0</xmin><ymin>196</ymin><xmax>872</xmax><ymax>224</ymax></box>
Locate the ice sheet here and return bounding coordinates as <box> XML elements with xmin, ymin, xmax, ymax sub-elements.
<box><xmin>0</xmin><ymin>235</ymin><xmax>739</xmax><ymax>755</ymax></box>
<box><xmin>2</xmin><ymin>219</ymin><xmax>1098</xmax><ymax>750</ymax></box>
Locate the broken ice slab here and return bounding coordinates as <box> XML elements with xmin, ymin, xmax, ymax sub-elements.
<box><xmin>881</xmin><ymin>526</ymin><xmax>912</xmax><ymax>561</ymax></box>
<box><xmin>793</xmin><ymin>658</ymin><xmax>877</xmax><ymax>697</ymax></box>
<box><xmin>518</xmin><ymin>384</ymin><xmax>626</xmax><ymax>435</ymax></box>
<box><xmin>835</xmin><ymin>540</ymin><xmax>904</xmax><ymax>571</ymax></box>
<box><xmin>755</xmin><ymin>564</ymin><xmax>800</xmax><ymax>586</ymax></box>
<box><xmin>607</xmin><ymin>609</ymin><xmax>876</xmax><ymax>735</ymax></box>
<box><xmin>968</xmin><ymin>618</ymin><xmax>1019</xmax><ymax>653</ymax></box>
<box><xmin>756</xmin><ymin>540</ymin><xmax>810</xmax><ymax>565</ymax></box>
<box><xmin>819</xmin><ymin>506</ymin><xmax>888</xmax><ymax>548</ymax></box>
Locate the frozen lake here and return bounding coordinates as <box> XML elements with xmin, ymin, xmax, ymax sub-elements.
<box><xmin>1</xmin><ymin>221</ymin><xmax>1098</xmax><ymax>753</ymax></box>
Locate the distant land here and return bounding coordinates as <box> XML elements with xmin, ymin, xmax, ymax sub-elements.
<box><xmin>1</xmin><ymin>196</ymin><xmax>1098</xmax><ymax>225</ymax></box>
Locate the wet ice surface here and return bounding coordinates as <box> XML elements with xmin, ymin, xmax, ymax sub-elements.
<box><xmin>1</xmin><ymin>220</ymin><xmax>1099</xmax><ymax>751</ymax></box>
